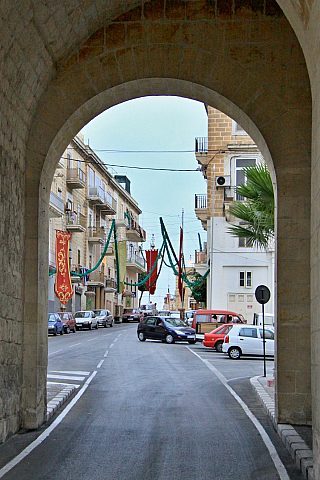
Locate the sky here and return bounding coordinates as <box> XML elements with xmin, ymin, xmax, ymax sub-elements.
<box><xmin>81</xmin><ymin>96</ymin><xmax>208</xmax><ymax>307</ymax></box>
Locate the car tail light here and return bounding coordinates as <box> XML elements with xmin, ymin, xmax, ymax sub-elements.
<box><xmin>225</xmin><ymin>335</ymin><xmax>229</xmax><ymax>343</ymax></box>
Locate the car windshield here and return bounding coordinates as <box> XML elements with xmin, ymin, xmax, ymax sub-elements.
<box><xmin>132</xmin><ymin>309</ymin><xmax>140</xmax><ymax>313</ymax></box>
<box><xmin>75</xmin><ymin>312</ymin><xmax>90</xmax><ymax>318</ymax></box>
<box><xmin>94</xmin><ymin>310</ymin><xmax>106</xmax><ymax>315</ymax></box>
<box><xmin>48</xmin><ymin>314</ymin><xmax>56</xmax><ymax>322</ymax></box>
<box><xmin>164</xmin><ymin>318</ymin><xmax>188</xmax><ymax>328</ymax></box>
<box><xmin>124</xmin><ymin>309</ymin><xmax>133</xmax><ymax>314</ymax></box>
<box><xmin>59</xmin><ymin>313</ymin><xmax>69</xmax><ymax>319</ymax></box>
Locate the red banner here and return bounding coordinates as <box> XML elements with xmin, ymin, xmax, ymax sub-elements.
<box><xmin>146</xmin><ymin>249</ymin><xmax>158</xmax><ymax>295</ymax></box>
<box><xmin>54</xmin><ymin>230</ymin><xmax>73</xmax><ymax>305</ymax></box>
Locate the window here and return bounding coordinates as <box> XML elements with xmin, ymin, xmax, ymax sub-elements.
<box><xmin>57</xmin><ymin>187</ymin><xmax>62</xmax><ymax>198</ymax></box>
<box><xmin>235</xmin><ymin>158</ymin><xmax>256</xmax><ymax>200</ymax></box>
<box><xmin>67</xmin><ymin>152</ymin><xmax>72</xmax><ymax>169</ymax></box>
<box><xmin>239</xmin><ymin>328</ymin><xmax>257</xmax><ymax>338</ymax></box>
<box><xmin>77</xmin><ymin>249</ymin><xmax>81</xmax><ymax>265</ymax></box>
<box><xmin>78</xmin><ymin>159</ymin><xmax>81</xmax><ymax>171</ymax></box>
<box><xmin>232</xmin><ymin>120</ymin><xmax>247</xmax><ymax>136</ymax></box>
<box><xmin>238</xmin><ymin>222</ymin><xmax>253</xmax><ymax>248</ymax></box>
<box><xmin>259</xmin><ymin>329</ymin><xmax>274</xmax><ymax>340</ymax></box>
<box><xmin>239</xmin><ymin>271</ymin><xmax>252</xmax><ymax>288</ymax></box>
<box><xmin>88</xmin><ymin>167</ymin><xmax>94</xmax><ymax>187</ymax></box>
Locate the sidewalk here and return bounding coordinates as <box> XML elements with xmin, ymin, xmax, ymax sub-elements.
<box><xmin>47</xmin><ymin>382</ymin><xmax>78</xmax><ymax>421</ymax></box>
<box><xmin>250</xmin><ymin>375</ymin><xmax>313</xmax><ymax>480</ymax></box>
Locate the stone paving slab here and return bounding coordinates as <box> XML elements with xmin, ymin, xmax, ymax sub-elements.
<box><xmin>250</xmin><ymin>375</ymin><xmax>313</xmax><ymax>480</ymax></box>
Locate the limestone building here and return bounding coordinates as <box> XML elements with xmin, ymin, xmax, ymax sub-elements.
<box><xmin>48</xmin><ymin>133</ymin><xmax>146</xmax><ymax>317</ymax></box>
<box><xmin>194</xmin><ymin>107</ymin><xmax>275</xmax><ymax>323</ymax></box>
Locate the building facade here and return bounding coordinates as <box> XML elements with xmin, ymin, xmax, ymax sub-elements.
<box><xmin>49</xmin><ymin>133</ymin><xmax>146</xmax><ymax>317</ymax></box>
<box><xmin>194</xmin><ymin>107</ymin><xmax>275</xmax><ymax>323</ymax></box>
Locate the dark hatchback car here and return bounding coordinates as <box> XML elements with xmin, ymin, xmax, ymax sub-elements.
<box><xmin>137</xmin><ymin>316</ymin><xmax>196</xmax><ymax>344</ymax></box>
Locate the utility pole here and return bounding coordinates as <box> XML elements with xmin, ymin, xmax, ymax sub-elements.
<box><xmin>208</xmin><ymin>166</ymin><xmax>215</xmax><ymax>309</ymax></box>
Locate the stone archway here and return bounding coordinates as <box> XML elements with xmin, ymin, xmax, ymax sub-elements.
<box><xmin>0</xmin><ymin>0</ymin><xmax>316</xmax><ymax>466</ymax></box>
<box><xmin>23</xmin><ymin>0</ymin><xmax>311</xmax><ymax>434</ymax></box>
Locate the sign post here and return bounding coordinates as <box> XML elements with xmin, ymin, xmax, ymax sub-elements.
<box><xmin>255</xmin><ymin>285</ymin><xmax>271</xmax><ymax>377</ymax></box>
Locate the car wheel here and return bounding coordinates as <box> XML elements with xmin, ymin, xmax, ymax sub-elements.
<box><xmin>75</xmin><ymin>326</ymin><xmax>79</xmax><ymax>331</ymax></box>
<box><xmin>104</xmin><ymin>322</ymin><xmax>108</xmax><ymax>328</ymax></box>
<box><xmin>65</xmin><ymin>326</ymin><xmax>70</xmax><ymax>334</ymax></box>
<box><xmin>228</xmin><ymin>347</ymin><xmax>241</xmax><ymax>360</ymax></box>
<box><xmin>60</xmin><ymin>328</ymin><xmax>64</xmax><ymax>335</ymax></box>
<box><xmin>138</xmin><ymin>332</ymin><xmax>146</xmax><ymax>342</ymax></box>
<box><xmin>88</xmin><ymin>324</ymin><xmax>92</xmax><ymax>330</ymax></box>
<box><xmin>188</xmin><ymin>340</ymin><xmax>196</xmax><ymax>344</ymax></box>
<box><xmin>165</xmin><ymin>334</ymin><xmax>174</xmax><ymax>344</ymax></box>
<box><xmin>215</xmin><ymin>341</ymin><xmax>223</xmax><ymax>353</ymax></box>
<box><xmin>53</xmin><ymin>328</ymin><xmax>57</xmax><ymax>336</ymax></box>
<box><xmin>95</xmin><ymin>323</ymin><xmax>98</xmax><ymax>329</ymax></box>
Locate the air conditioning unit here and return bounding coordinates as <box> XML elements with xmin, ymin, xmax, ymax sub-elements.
<box><xmin>216</xmin><ymin>175</ymin><xmax>231</xmax><ymax>187</ymax></box>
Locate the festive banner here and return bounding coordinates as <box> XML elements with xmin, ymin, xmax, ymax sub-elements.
<box><xmin>146</xmin><ymin>249</ymin><xmax>158</xmax><ymax>295</ymax></box>
<box><xmin>118</xmin><ymin>241</ymin><xmax>127</xmax><ymax>294</ymax></box>
<box><xmin>178</xmin><ymin>227</ymin><xmax>184</xmax><ymax>302</ymax></box>
<box><xmin>54</xmin><ymin>230</ymin><xmax>73</xmax><ymax>305</ymax></box>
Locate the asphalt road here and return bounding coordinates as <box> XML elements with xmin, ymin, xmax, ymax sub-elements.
<box><xmin>0</xmin><ymin>324</ymin><xmax>304</xmax><ymax>480</ymax></box>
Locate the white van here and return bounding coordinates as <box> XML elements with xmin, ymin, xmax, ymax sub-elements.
<box><xmin>253</xmin><ymin>312</ymin><xmax>274</xmax><ymax>327</ymax></box>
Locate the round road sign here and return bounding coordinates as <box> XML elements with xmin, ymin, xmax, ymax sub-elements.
<box><xmin>255</xmin><ymin>285</ymin><xmax>271</xmax><ymax>305</ymax></box>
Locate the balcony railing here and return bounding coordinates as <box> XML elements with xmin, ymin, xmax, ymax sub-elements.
<box><xmin>127</xmin><ymin>253</ymin><xmax>146</xmax><ymax>270</ymax></box>
<box><xmin>195</xmin><ymin>137</ymin><xmax>208</xmax><ymax>153</ymax></box>
<box><xmin>127</xmin><ymin>219</ymin><xmax>146</xmax><ymax>242</ymax></box>
<box><xmin>66</xmin><ymin>168</ymin><xmax>86</xmax><ymax>188</ymax></box>
<box><xmin>87</xmin><ymin>187</ymin><xmax>117</xmax><ymax>214</ymax></box>
<box><xmin>195</xmin><ymin>194</ymin><xmax>207</xmax><ymax>209</ymax></box>
<box><xmin>88</xmin><ymin>226</ymin><xmax>105</xmax><ymax>242</ymax></box>
<box><xmin>66</xmin><ymin>212</ymin><xmax>86</xmax><ymax>232</ymax></box>
<box><xmin>49</xmin><ymin>191</ymin><xmax>64</xmax><ymax>217</ymax></box>
<box><xmin>195</xmin><ymin>250</ymin><xmax>207</xmax><ymax>264</ymax></box>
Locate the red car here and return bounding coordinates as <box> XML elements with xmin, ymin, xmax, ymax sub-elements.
<box><xmin>56</xmin><ymin>312</ymin><xmax>77</xmax><ymax>334</ymax></box>
<box><xmin>203</xmin><ymin>324</ymin><xmax>234</xmax><ymax>352</ymax></box>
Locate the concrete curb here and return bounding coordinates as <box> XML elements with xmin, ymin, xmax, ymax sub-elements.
<box><xmin>46</xmin><ymin>385</ymin><xmax>77</xmax><ymax>421</ymax></box>
<box><xmin>250</xmin><ymin>376</ymin><xmax>313</xmax><ymax>480</ymax></box>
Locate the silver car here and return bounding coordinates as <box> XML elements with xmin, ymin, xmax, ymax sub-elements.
<box><xmin>74</xmin><ymin>310</ymin><xmax>98</xmax><ymax>330</ymax></box>
<box><xmin>93</xmin><ymin>309</ymin><xmax>113</xmax><ymax>328</ymax></box>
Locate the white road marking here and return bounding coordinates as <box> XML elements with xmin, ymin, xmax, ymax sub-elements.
<box><xmin>48</xmin><ymin>370</ymin><xmax>90</xmax><ymax>376</ymax></box>
<box><xmin>69</xmin><ymin>343</ymin><xmax>82</xmax><ymax>348</ymax></box>
<box><xmin>0</xmin><ymin>371</ymin><xmax>98</xmax><ymax>478</ymax></box>
<box><xmin>47</xmin><ymin>374</ymin><xmax>86</xmax><ymax>381</ymax></box>
<box><xmin>48</xmin><ymin>350</ymin><xmax>62</xmax><ymax>356</ymax></box>
<box><xmin>104</xmin><ymin>350</ymin><xmax>109</xmax><ymax>357</ymax></box>
<box><xmin>187</xmin><ymin>347</ymin><xmax>290</xmax><ymax>480</ymax></box>
<box><xmin>110</xmin><ymin>343</ymin><xmax>114</xmax><ymax>348</ymax></box>
<box><xmin>97</xmin><ymin>359</ymin><xmax>104</xmax><ymax>368</ymax></box>
<box><xmin>47</xmin><ymin>382</ymin><xmax>80</xmax><ymax>388</ymax></box>
<box><xmin>87</xmin><ymin>338</ymin><xmax>95</xmax><ymax>342</ymax></box>
<box><xmin>113</xmin><ymin>338</ymin><xmax>118</xmax><ymax>343</ymax></box>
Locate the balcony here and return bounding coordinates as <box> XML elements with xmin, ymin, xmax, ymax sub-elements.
<box><xmin>88</xmin><ymin>226</ymin><xmax>105</xmax><ymax>244</ymax></box>
<box><xmin>87</xmin><ymin>270</ymin><xmax>105</xmax><ymax>287</ymax></box>
<box><xmin>194</xmin><ymin>250</ymin><xmax>208</xmax><ymax>275</ymax></box>
<box><xmin>126</xmin><ymin>253</ymin><xmax>146</xmax><ymax>273</ymax></box>
<box><xmin>66</xmin><ymin>212</ymin><xmax>86</xmax><ymax>232</ymax></box>
<box><xmin>87</xmin><ymin>187</ymin><xmax>117</xmax><ymax>215</ymax></box>
<box><xmin>66</xmin><ymin>168</ymin><xmax>86</xmax><ymax>189</ymax></box>
<box><xmin>126</xmin><ymin>220</ymin><xmax>146</xmax><ymax>242</ymax></box>
<box><xmin>105</xmin><ymin>278</ymin><xmax>117</xmax><ymax>293</ymax></box>
<box><xmin>195</xmin><ymin>137</ymin><xmax>209</xmax><ymax>165</ymax></box>
<box><xmin>194</xmin><ymin>194</ymin><xmax>208</xmax><ymax>231</ymax></box>
<box><xmin>49</xmin><ymin>191</ymin><xmax>64</xmax><ymax>218</ymax></box>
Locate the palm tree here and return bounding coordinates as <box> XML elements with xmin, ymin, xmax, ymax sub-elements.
<box><xmin>227</xmin><ymin>163</ymin><xmax>274</xmax><ymax>249</ymax></box>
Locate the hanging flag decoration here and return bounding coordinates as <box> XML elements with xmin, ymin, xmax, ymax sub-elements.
<box><xmin>178</xmin><ymin>227</ymin><xmax>184</xmax><ymax>302</ymax></box>
<box><xmin>54</xmin><ymin>230</ymin><xmax>73</xmax><ymax>305</ymax></box>
<box><xmin>118</xmin><ymin>241</ymin><xmax>127</xmax><ymax>294</ymax></box>
<box><xmin>146</xmin><ymin>249</ymin><xmax>158</xmax><ymax>294</ymax></box>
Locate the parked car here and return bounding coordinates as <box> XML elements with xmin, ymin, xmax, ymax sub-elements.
<box><xmin>93</xmin><ymin>309</ymin><xmax>113</xmax><ymax>327</ymax></box>
<box><xmin>74</xmin><ymin>311</ymin><xmax>98</xmax><ymax>330</ymax></box>
<box><xmin>48</xmin><ymin>313</ymin><xmax>64</xmax><ymax>336</ymax></box>
<box><xmin>185</xmin><ymin>310</ymin><xmax>197</xmax><ymax>326</ymax></box>
<box><xmin>122</xmin><ymin>308</ymin><xmax>143</xmax><ymax>322</ymax></box>
<box><xmin>203</xmin><ymin>324</ymin><xmax>234</xmax><ymax>352</ymax></box>
<box><xmin>56</xmin><ymin>311</ymin><xmax>76</xmax><ymax>333</ymax></box>
<box><xmin>137</xmin><ymin>316</ymin><xmax>196</xmax><ymax>344</ymax></box>
<box><xmin>222</xmin><ymin>325</ymin><xmax>275</xmax><ymax>360</ymax></box>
